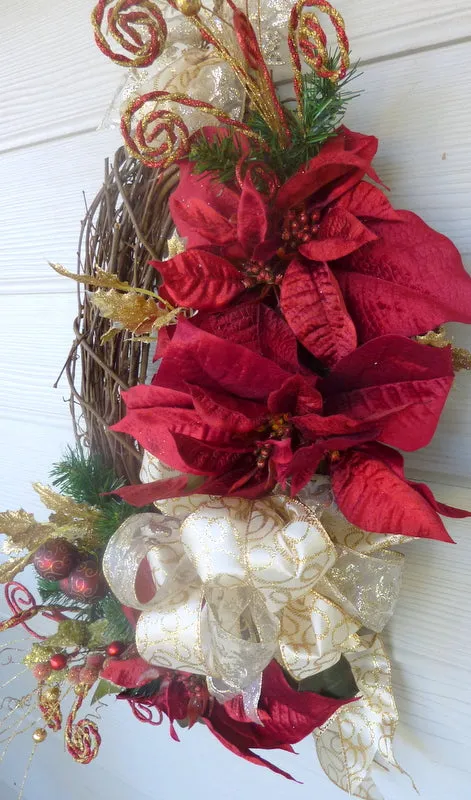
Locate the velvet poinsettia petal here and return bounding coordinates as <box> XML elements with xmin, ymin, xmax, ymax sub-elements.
<box><xmin>112</xmin><ymin>402</ymin><xmax>236</xmax><ymax>473</ymax></box>
<box><xmin>100</xmin><ymin>656</ymin><xmax>163</xmax><ymax>689</ymax></box>
<box><xmin>237</xmin><ymin>175</ymin><xmax>269</xmax><ymax>256</ymax></box>
<box><xmin>206</xmin><ymin>660</ymin><xmax>349</xmax><ymax>781</ymax></box>
<box><xmin>170</xmin><ymin>155</ymin><xmax>239</xmax><ymax>248</ymax></box>
<box><xmin>330</xmin><ymin>443</ymin><xmax>454</xmax><ymax>541</ymax></box>
<box><xmin>154</xmin><ymin>250</ymin><xmax>244</xmax><ymax>310</ymax></box>
<box><xmin>409</xmin><ymin>481</ymin><xmax>471</xmax><ymax>519</ymax></box>
<box><xmin>267</xmin><ymin>374</ymin><xmax>322</xmax><ymax>416</ymax></box>
<box><xmin>121</xmin><ymin>384</ymin><xmax>192</xmax><ymax>410</ymax></box>
<box><xmin>321</xmin><ymin>335</ymin><xmax>454</xmax><ymax>450</ymax></box>
<box><xmin>170</xmin><ymin>196</ymin><xmax>237</xmax><ymax>246</ymax></box>
<box><xmin>172</xmin><ymin>432</ymin><xmax>252</xmax><ymax>475</ymax></box>
<box><xmin>333</xmin><ymin>181</ymin><xmax>401</xmax><ymax>221</ymax></box>
<box><xmin>336</xmin><ymin>210</ymin><xmax>471</xmax><ymax>340</ymax></box>
<box><xmin>299</xmin><ymin>207</ymin><xmax>377</xmax><ymax>261</ymax></box>
<box><xmin>188</xmin><ymin>383</ymin><xmax>266</xmax><ymax>433</ymax></box>
<box><xmin>204</xmin><ymin>708</ymin><xmax>297</xmax><ymax>781</ymax></box>
<box><xmin>195</xmin><ymin>303</ymin><xmax>301</xmax><ymax>373</ymax></box>
<box><xmin>283</xmin><ymin>425</ymin><xmax>383</xmax><ymax>496</ymax></box>
<box><xmin>276</xmin><ymin>127</ymin><xmax>380</xmax><ymax>210</ymax></box>
<box><xmin>157</xmin><ymin>319</ymin><xmax>293</xmax><ymax>400</ymax></box>
<box><xmin>111</xmin><ymin>476</ymin><xmax>190</xmax><ymax>506</ymax></box>
<box><xmin>293</xmin><ymin>412</ymin><xmax>378</xmax><ymax>439</ymax></box>
<box><xmin>281</xmin><ymin>259</ymin><xmax>357</xmax><ymax>366</ymax></box>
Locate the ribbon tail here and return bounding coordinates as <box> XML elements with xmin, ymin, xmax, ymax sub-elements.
<box><xmin>315</xmin><ymin>634</ymin><xmax>403</xmax><ymax>798</ymax></box>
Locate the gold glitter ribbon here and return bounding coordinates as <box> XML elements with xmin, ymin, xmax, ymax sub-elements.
<box><xmin>315</xmin><ymin>634</ymin><xmax>411</xmax><ymax>799</ymax></box>
<box><xmin>103</xmin><ymin>490</ymin><xmax>404</xmax><ymax>721</ymax></box>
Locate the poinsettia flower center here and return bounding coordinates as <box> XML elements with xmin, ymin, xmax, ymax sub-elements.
<box><xmin>241</xmin><ymin>259</ymin><xmax>283</xmax><ymax>288</ymax></box>
<box><xmin>255</xmin><ymin>413</ymin><xmax>292</xmax><ymax>468</ymax></box>
<box><xmin>281</xmin><ymin>206</ymin><xmax>321</xmax><ymax>251</ymax></box>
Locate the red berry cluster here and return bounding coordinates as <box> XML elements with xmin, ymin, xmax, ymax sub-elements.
<box><xmin>281</xmin><ymin>206</ymin><xmax>321</xmax><ymax>249</ymax></box>
<box><xmin>241</xmin><ymin>260</ymin><xmax>283</xmax><ymax>289</ymax></box>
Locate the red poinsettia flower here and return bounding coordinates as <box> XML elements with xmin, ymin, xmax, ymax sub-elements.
<box><xmin>158</xmin><ymin>126</ymin><xmax>471</xmax><ymax>367</ymax></box>
<box><xmin>112</xmin><ymin>304</ymin><xmax>464</xmax><ymax>540</ymax></box>
<box><xmin>101</xmin><ymin>656</ymin><xmax>348</xmax><ymax>781</ymax></box>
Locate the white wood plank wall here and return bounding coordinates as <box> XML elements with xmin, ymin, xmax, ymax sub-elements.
<box><xmin>0</xmin><ymin>3</ymin><xmax>470</xmax><ymax>799</ymax></box>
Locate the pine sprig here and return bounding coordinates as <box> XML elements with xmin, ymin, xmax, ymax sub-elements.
<box><xmin>50</xmin><ymin>445</ymin><xmax>124</xmax><ymax>506</ymax></box>
<box><xmin>249</xmin><ymin>58</ymin><xmax>361</xmax><ymax>181</ymax></box>
<box><xmin>188</xmin><ymin>131</ymin><xmax>253</xmax><ymax>183</ymax></box>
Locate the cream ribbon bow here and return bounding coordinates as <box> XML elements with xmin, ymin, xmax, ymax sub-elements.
<box><xmin>103</xmin><ymin>496</ymin><xmax>342</xmax><ymax>711</ymax></box>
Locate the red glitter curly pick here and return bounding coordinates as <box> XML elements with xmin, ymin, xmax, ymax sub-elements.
<box><xmin>235</xmin><ymin>156</ymin><xmax>280</xmax><ymax>200</ymax></box>
<box><xmin>65</xmin><ymin>688</ymin><xmax>101</xmax><ymax>764</ymax></box>
<box><xmin>5</xmin><ymin>582</ymin><xmax>45</xmax><ymax>640</ymax></box>
<box><xmin>289</xmin><ymin>1</ymin><xmax>350</xmax><ymax>107</ymax></box>
<box><xmin>121</xmin><ymin>90</ymin><xmax>267</xmax><ymax>169</ymax></box>
<box><xmin>92</xmin><ymin>0</ymin><xmax>167</xmax><ymax>67</ymax></box>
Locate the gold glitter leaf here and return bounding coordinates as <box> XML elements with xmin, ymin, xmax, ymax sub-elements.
<box><xmin>415</xmin><ymin>327</ymin><xmax>471</xmax><ymax>371</ymax></box>
<box><xmin>0</xmin><ymin>554</ymin><xmax>34</xmax><ymax>584</ymax></box>
<box><xmin>32</xmin><ymin>484</ymin><xmax>99</xmax><ymax>525</ymax></box>
<box><xmin>0</xmin><ymin>509</ymin><xmax>54</xmax><ymax>550</ymax></box>
<box><xmin>50</xmin><ymin>263</ymin><xmax>134</xmax><ymax>292</ymax></box>
<box><xmin>166</xmin><ymin>232</ymin><xmax>186</xmax><ymax>260</ymax></box>
<box><xmin>92</xmin><ymin>289</ymin><xmax>182</xmax><ymax>338</ymax></box>
<box><xmin>92</xmin><ymin>289</ymin><xmax>160</xmax><ymax>334</ymax></box>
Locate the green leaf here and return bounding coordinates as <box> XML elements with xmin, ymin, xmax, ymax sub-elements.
<box><xmin>121</xmin><ymin>679</ymin><xmax>162</xmax><ymax>699</ymax></box>
<box><xmin>91</xmin><ymin>679</ymin><xmax>122</xmax><ymax>705</ymax></box>
<box><xmin>297</xmin><ymin>657</ymin><xmax>358</xmax><ymax>699</ymax></box>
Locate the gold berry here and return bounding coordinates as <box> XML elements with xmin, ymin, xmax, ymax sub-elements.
<box><xmin>32</xmin><ymin>728</ymin><xmax>47</xmax><ymax>744</ymax></box>
<box><xmin>175</xmin><ymin>0</ymin><xmax>201</xmax><ymax>15</ymax></box>
<box><xmin>42</xmin><ymin>686</ymin><xmax>60</xmax><ymax>702</ymax></box>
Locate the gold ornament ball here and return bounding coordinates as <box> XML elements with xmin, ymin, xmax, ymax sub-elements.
<box><xmin>33</xmin><ymin>728</ymin><xmax>47</xmax><ymax>744</ymax></box>
<box><xmin>42</xmin><ymin>686</ymin><xmax>60</xmax><ymax>703</ymax></box>
<box><xmin>175</xmin><ymin>0</ymin><xmax>201</xmax><ymax>16</ymax></box>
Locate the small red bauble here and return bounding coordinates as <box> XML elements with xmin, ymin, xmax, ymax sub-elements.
<box><xmin>50</xmin><ymin>653</ymin><xmax>67</xmax><ymax>671</ymax></box>
<box><xmin>106</xmin><ymin>641</ymin><xmax>125</xmax><ymax>658</ymax></box>
<box><xmin>59</xmin><ymin>555</ymin><xmax>107</xmax><ymax>602</ymax></box>
<box><xmin>33</xmin><ymin>538</ymin><xmax>79</xmax><ymax>581</ymax></box>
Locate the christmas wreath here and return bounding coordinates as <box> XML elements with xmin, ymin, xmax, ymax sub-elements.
<box><xmin>1</xmin><ymin>1</ymin><xmax>471</xmax><ymax>797</ymax></box>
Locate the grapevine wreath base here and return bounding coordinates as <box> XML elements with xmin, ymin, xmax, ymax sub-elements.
<box><xmin>1</xmin><ymin>1</ymin><xmax>471</xmax><ymax>798</ymax></box>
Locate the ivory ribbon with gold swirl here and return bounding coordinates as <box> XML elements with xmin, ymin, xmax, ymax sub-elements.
<box><xmin>104</xmin><ymin>454</ymin><xmax>407</xmax><ymax>795</ymax></box>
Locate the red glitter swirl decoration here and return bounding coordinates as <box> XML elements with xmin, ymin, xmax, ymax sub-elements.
<box><xmin>92</xmin><ymin>0</ymin><xmax>167</xmax><ymax>68</ymax></box>
<box><xmin>235</xmin><ymin>157</ymin><xmax>280</xmax><ymax>200</ymax></box>
<box><xmin>289</xmin><ymin>1</ymin><xmax>350</xmax><ymax>105</ymax></box>
<box><xmin>4</xmin><ymin>582</ymin><xmax>45</xmax><ymax>640</ymax></box>
<box><xmin>65</xmin><ymin>689</ymin><xmax>102</xmax><ymax>764</ymax></box>
<box><xmin>121</xmin><ymin>90</ymin><xmax>268</xmax><ymax>169</ymax></box>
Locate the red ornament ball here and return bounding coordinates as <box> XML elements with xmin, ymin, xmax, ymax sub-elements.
<box><xmin>33</xmin><ymin>538</ymin><xmax>79</xmax><ymax>581</ymax></box>
<box><xmin>59</xmin><ymin>555</ymin><xmax>107</xmax><ymax>602</ymax></box>
<box><xmin>106</xmin><ymin>641</ymin><xmax>125</xmax><ymax>658</ymax></box>
<box><xmin>50</xmin><ymin>653</ymin><xmax>67</xmax><ymax>671</ymax></box>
